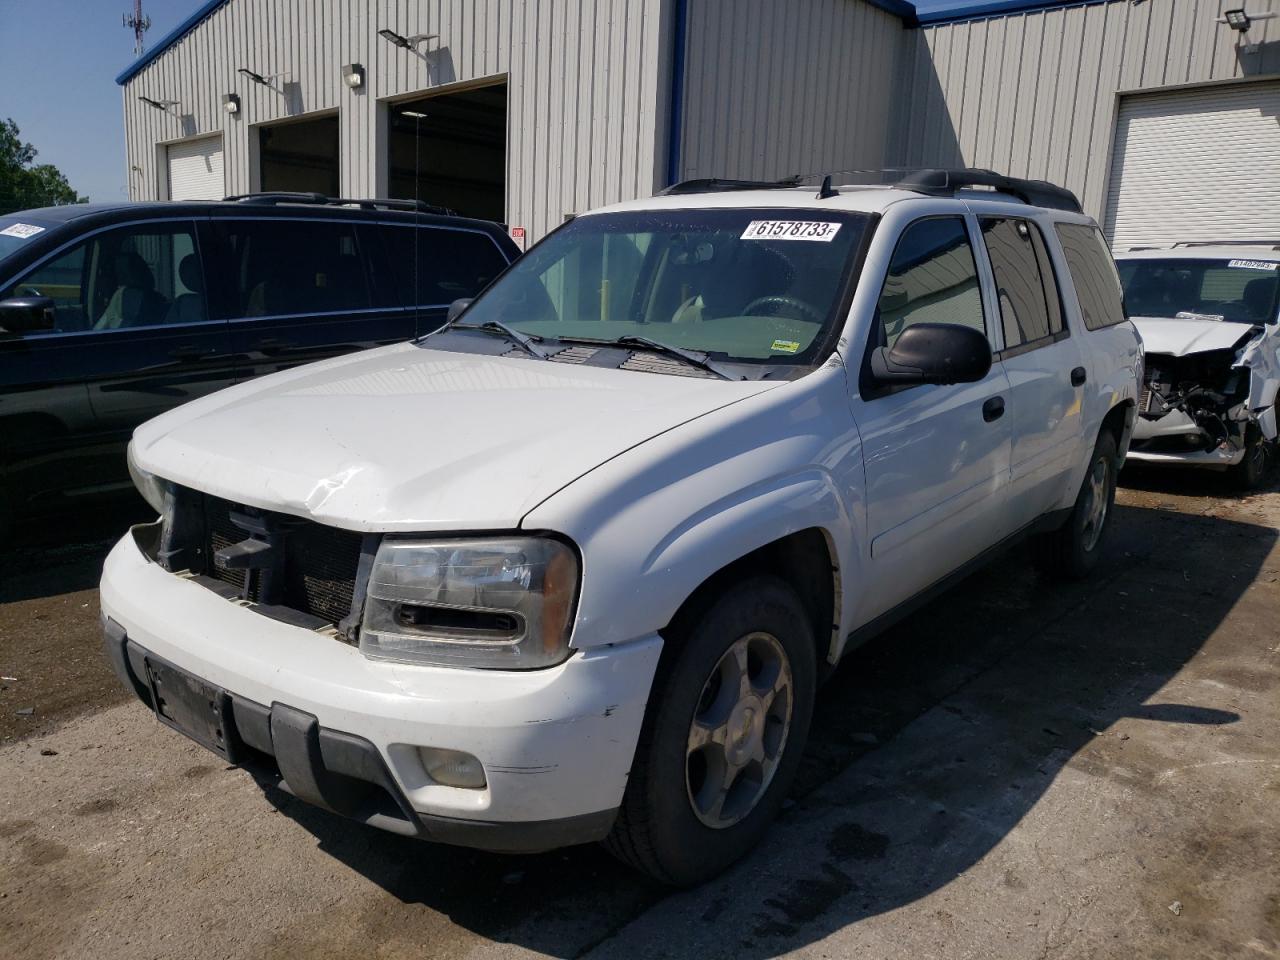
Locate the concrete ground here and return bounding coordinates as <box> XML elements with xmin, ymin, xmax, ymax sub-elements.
<box><xmin>2</xmin><ymin>470</ymin><xmax>1278</xmax><ymax>960</ymax></box>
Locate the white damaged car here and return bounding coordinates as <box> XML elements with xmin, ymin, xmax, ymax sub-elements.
<box><xmin>1117</xmin><ymin>245</ymin><xmax>1280</xmax><ymax>487</ymax></box>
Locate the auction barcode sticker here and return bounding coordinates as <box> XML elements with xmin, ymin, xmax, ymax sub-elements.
<box><xmin>741</xmin><ymin>220</ymin><xmax>841</xmax><ymax>242</ymax></box>
<box><xmin>0</xmin><ymin>223</ymin><xmax>44</xmax><ymax>240</ymax></box>
<box><xmin>1228</xmin><ymin>259</ymin><xmax>1278</xmax><ymax>271</ymax></box>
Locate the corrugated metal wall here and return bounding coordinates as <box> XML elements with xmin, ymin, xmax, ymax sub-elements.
<box><xmin>677</xmin><ymin>0</ymin><xmax>909</xmax><ymax>181</ymax></box>
<box><xmin>122</xmin><ymin>0</ymin><xmax>671</xmax><ymax>240</ymax></box>
<box><xmin>893</xmin><ymin>0</ymin><xmax>1280</xmax><ymax>223</ymax></box>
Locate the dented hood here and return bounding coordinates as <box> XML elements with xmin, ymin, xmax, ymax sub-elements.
<box><xmin>131</xmin><ymin>342</ymin><xmax>775</xmax><ymax>531</ymax></box>
<box><xmin>1130</xmin><ymin>316</ymin><xmax>1259</xmax><ymax>357</ymax></box>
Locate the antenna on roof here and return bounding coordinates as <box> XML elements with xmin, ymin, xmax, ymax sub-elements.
<box><xmin>816</xmin><ymin>175</ymin><xmax>839</xmax><ymax>200</ymax></box>
<box><xmin>123</xmin><ymin>0</ymin><xmax>151</xmax><ymax>56</ymax></box>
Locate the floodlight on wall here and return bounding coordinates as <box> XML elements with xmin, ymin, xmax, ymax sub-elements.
<box><xmin>222</xmin><ymin>93</ymin><xmax>240</xmax><ymax>115</ymax></box>
<box><xmin>1223</xmin><ymin>8</ymin><xmax>1251</xmax><ymax>30</ymax></box>
<box><xmin>138</xmin><ymin>95</ymin><xmax>179</xmax><ymax>112</ymax></box>
<box><xmin>378</xmin><ymin>28</ymin><xmax>438</xmax><ymax>50</ymax></box>
<box><xmin>1217</xmin><ymin>8</ymin><xmax>1277</xmax><ymax>52</ymax></box>
<box><xmin>237</xmin><ymin>67</ymin><xmax>268</xmax><ymax>84</ymax></box>
<box><xmin>341</xmin><ymin>63</ymin><xmax>365</xmax><ymax>89</ymax></box>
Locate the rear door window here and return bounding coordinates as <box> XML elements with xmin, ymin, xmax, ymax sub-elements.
<box><xmin>979</xmin><ymin>217</ymin><xmax>1064</xmax><ymax>349</ymax></box>
<box><xmin>1055</xmin><ymin>223</ymin><xmax>1126</xmax><ymax>330</ymax></box>
<box><xmin>208</xmin><ymin>219</ymin><xmax>372</xmax><ymax>319</ymax></box>
<box><xmin>383</xmin><ymin>225</ymin><xmax>510</xmax><ymax>307</ymax></box>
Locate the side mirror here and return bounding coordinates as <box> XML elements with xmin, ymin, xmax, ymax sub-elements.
<box><xmin>447</xmin><ymin>298</ymin><xmax>473</xmax><ymax>323</ymax></box>
<box><xmin>870</xmin><ymin>322</ymin><xmax>992</xmax><ymax>386</ymax></box>
<box><xmin>0</xmin><ymin>296</ymin><xmax>56</xmax><ymax>335</ymax></box>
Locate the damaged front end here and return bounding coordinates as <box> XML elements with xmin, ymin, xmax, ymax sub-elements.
<box><xmin>1130</xmin><ymin>333</ymin><xmax>1276</xmax><ymax>470</ymax></box>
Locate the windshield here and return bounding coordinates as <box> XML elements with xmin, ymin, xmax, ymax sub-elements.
<box><xmin>449</xmin><ymin>208</ymin><xmax>870</xmax><ymax>367</ymax></box>
<box><xmin>1117</xmin><ymin>257</ymin><xmax>1280</xmax><ymax>324</ymax></box>
<box><xmin>0</xmin><ymin>216</ymin><xmax>55</xmax><ymax>266</ymax></box>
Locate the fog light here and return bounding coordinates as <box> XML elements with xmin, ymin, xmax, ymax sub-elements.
<box><xmin>419</xmin><ymin>747</ymin><xmax>486</xmax><ymax>789</ymax></box>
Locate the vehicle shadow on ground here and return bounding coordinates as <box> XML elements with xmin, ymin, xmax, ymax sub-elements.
<box><xmin>251</xmin><ymin>498</ymin><xmax>1274</xmax><ymax>959</ymax></box>
<box><xmin>0</xmin><ymin>495</ymin><xmax>152</xmax><ymax>604</ymax></box>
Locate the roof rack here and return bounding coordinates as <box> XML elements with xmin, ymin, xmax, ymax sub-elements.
<box><xmin>1171</xmin><ymin>240</ymin><xmax>1280</xmax><ymax>250</ymax></box>
<box><xmin>223</xmin><ymin>192</ymin><xmax>456</xmax><ymax>215</ymax></box>
<box><xmin>655</xmin><ymin>169</ymin><xmax>1081</xmax><ymax>212</ymax></box>
<box><xmin>657</xmin><ymin>177</ymin><xmax>802</xmax><ymax>196</ymax></box>
<box><xmin>896</xmin><ymin>169</ymin><xmax>1081</xmax><ymax>213</ymax></box>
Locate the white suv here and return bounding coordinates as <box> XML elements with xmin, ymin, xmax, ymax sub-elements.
<box><xmin>102</xmin><ymin>169</ymin><xmax>1141</xmax><ymax>885</ymax></box>
<box><xmin>1116</xmin><ymin>244</ymin><xmax>1280</xmax><ymax>488</ymax></box>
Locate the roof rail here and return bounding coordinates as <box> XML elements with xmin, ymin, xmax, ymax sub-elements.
<box><xmin>1171</xmin><ymin>240</ymin><xmax>1280</xmax><ymax>250</ymax></box>
<box><xmin>896</xmin><ymin>168</ymin><xmax>1081</xmax><ymax>213</ymax></box>
<box><xmin>223</xmin><ymin>192</ymin><xmax>456</xmax><ymax>215</ymax></box>
<box><xmin>657</xmin><ymin>177</ymin><xmax>802</xmax><ymax>197</ymax></box>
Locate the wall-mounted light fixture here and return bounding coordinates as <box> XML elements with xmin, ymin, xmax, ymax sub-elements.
<box><xmin>1218</xmin><ymin>8</ymin><xmax>1277</xmax><ymax>52</ymax></box>
<box><xmin>341</xmin><ymin>63</ymin><xmax>365</xmax><ymax>89</ymax></box>
<box><xmin>237</xmin><ymin>67</ymin><xmax>269</xmax><ymax>85</ymax></box>
<box><xmin>222</xmin><ymin>93</ymin><xmax>241</xmax><ymax>115</ymax></box>
<box><xmin>138</xmin><ymin>95</ymin><xmax>179</xmax><ymax>112</ymax></box>
<box><xmin>378</xmin><ymin>28</ymin><xmax>438</xmax><ymax>50</ymax></box>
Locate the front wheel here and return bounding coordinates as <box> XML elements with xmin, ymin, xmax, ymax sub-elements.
<box><xmin>1230</xmin><ymin>423</ymin><xmax>1270</xmax><ymax>491</ymax></box>
<box><xmin>604</xmin><ymin>576</ymin><xmax>817</xmax><ymax>886</ymax></box>
<box><xmin>1036</xmin><ymin>429</ymin><xmax>1118</xmax><ymax>581</ymax></box>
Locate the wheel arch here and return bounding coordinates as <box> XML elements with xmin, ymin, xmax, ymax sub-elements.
<box><xmin>662</xmin><ymin>527</ymin><xmax>842</xmax><ymax>670</ymax></box>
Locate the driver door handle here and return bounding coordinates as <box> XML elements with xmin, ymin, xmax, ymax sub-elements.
<box><xmin>982</xmin><ymin>396</ymin><xmax>1005</xmax><ymax>422</ymax></box>
<box><xmin>169</xmin><ymin>344</ymin><xmax>215</xmax><ymax>361</ymax></box>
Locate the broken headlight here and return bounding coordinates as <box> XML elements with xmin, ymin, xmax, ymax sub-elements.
<box><xmin>359</xmin><ymin>537</ymin><xmax>579</xmax><ymax>670</ymax></box>
<box><xmin>126</xmin><ymin>441</ymin><xmax>171</xmax><ymax>516</ymax></box>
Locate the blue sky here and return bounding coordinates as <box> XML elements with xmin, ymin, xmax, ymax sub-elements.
<box><xmin>0</xmin><ymin>0</ymin><xmax>196</xmax><ymax>202</ymax></box>
<box><xmin>0</xmin><ymin>0</ymin><xmax>971</xmax><ymax>202</ymax></box>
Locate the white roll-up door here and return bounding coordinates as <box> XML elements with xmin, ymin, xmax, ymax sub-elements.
<box><xmin>166</xmin><ymin>135</ymin><xmax>224</xmax><ymax>201</ymax></box>
<box><xmin>1104</xmin><ymin>81</ymin><xmax>1280</xmax><ymax>250</ymax></box>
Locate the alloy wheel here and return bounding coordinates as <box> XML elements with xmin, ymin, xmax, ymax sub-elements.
<box><xmin>685</xmin><ymin>632</ymin><xmax>793</xmax><ymax>829</ymax></box>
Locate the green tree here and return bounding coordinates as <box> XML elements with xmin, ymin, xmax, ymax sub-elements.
<box><xmin>0</xmin><ymin>118</ymin><xmax>86</xmax><ymax>215</ymax></box>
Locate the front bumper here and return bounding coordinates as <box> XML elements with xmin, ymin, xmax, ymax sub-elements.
<box><xmin>100</xmin><ymin>527</ymin><xmax>663</xmax><ymax>852</ymax></box>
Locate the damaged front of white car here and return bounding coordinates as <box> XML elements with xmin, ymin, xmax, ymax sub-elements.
<box><xmin>1116</xmin><ymin>247</ymin><xmax>1280</xmax><ymax>488</ymax></box>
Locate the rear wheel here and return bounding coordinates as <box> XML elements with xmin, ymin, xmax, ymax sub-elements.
<box><xmin>1037</xmin><ymin>429</ymin><xmax>1118</xmax><ymax>581</ymax></box>
<box><xmin>604</xmin><ymin>576</ymin><xmax>816</xmax><ymax>886</ymax></box>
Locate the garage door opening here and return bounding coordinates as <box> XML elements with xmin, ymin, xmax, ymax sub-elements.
<box><xmin>388</xmin><ymin>82</ymin><xmax>507</xmax><ymax>222</ymax></box>
<box><xmin>259</xmin><ymin>113</ymin><xmax>340</xmax><ymax>196</ymax></box>
<box><xmin>167</xmin><ymin>135</ymin><xmax>224</xmax><ymax>200</ymax></box>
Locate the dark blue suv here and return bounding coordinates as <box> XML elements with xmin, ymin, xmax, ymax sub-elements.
<box><xmin>0</xmin><ymin>194</ymin><xmax>519</xmax><ymax>530</ymax></box>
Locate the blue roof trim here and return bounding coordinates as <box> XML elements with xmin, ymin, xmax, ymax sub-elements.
<box><xmin>867</xmin><ymin>0</ymin><xmax>920</xmax><ymax>24</ymax></box>
<box><xmin>115</xmin><ymin>0</ymin><xmax>231</xmax><ymax>85</ymax></box>
<box><xmin>916</xmin><ymin>0</ymin><xmax>1109</xmax><ymax>26</ymax></box>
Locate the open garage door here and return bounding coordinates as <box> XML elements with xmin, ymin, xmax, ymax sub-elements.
<box><xmin>389</xmin><ymin>82</ymin><xmax>507</xmax><ymax>222</ymax></box>
<box><xmin>167</xmin><ymin>135</ymin><xmax>224</xmax><ymax>200</ymax></box>
<box><xmin>259</xmin><ymin>113</ymin><xmax>340</xmax><ymax>196</ymax></box>
<box><xmin>1104</xmin><ymin>81</ymin><xmax>1280</xmax><ymax>250</ymax></box>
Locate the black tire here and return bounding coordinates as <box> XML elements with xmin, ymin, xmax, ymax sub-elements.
<box><xmin>604</xmin><ymin>576</ymin><xmax>817</xmax><ymax>886</ymax></box>
<box><xmin>1230</xmin><ymin>423</ymin><xmax>1269</xmax><ymax>491</ymax></box>
<box><xmin>1037</xmin><ymin>429</ymin><xmax>1118</xmax><ymax>581</ymax></box>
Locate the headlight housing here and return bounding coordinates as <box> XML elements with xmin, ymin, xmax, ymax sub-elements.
<box><xmin>359</xmin><ymin>537</ymin><xmax>579</xmax><ymax>670</ymax></box>
<box><xmin>126</xmin><ymin>441</ymin><xmax>170</xmax><ymax>516</ymax></box>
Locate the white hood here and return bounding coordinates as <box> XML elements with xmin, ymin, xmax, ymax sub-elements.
<box><xmin>1130</xmin><ymin>316</ymin><xmax>1257</xmax><ymax>357</ymax></box>
<box><xmin>132</xmin><ymin>342</ymin><xmax>776</xmax><ymax>531</ymax></box>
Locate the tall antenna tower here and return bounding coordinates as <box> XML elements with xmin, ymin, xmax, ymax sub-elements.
<box><xmin>123</xmin><ymin>1</ymin><xmax>152</xmax><ymax>56</ymax></box>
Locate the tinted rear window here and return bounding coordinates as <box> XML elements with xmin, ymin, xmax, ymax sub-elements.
<box><xmin>382</xmin><ymin>225</ymin><xmax>510</xmax><ymax>307</ymax></box>
<box><xmin>1055</xmin><ymin>223</ymin><xmax>1126</xmax><ymax>331</ymax></box>
<box><xmin>207</xmin><ymin>219</ymin><xmax>373</xmax><ymax>319</ymax></box>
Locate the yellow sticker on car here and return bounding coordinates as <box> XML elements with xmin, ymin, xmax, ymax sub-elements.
<box><xmin>771</xmin><ymin>339</ymin><xmax>801</xmax><ymax>354</ymax></box>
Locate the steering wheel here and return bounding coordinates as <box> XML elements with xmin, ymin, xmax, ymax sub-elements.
<box><xmin>741</xmin><ymin>295</ymin><xmax>824</xmax><ymax>325</ymax></box>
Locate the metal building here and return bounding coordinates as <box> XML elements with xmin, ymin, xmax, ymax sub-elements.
<box><xmin>119</xmin><ymin>0</ymin><xmax>1280</xmax><ymax>246</ymax></box>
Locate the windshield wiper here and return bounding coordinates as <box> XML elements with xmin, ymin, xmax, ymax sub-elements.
<box><xmin>447</xmin><ymin>320</ymin><xmax>548</xmax><ymax>359</ymax></box>
<box><xmin>554</xmin><ymin>334</ymin><xmax>736</xmax><ymax>380</ymax></box>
